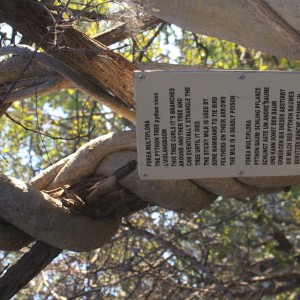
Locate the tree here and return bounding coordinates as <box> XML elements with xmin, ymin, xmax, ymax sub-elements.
<box><xmin>0</xmin><ymin>0</ymin><xmax>300</xmax><ymax>298</ymax></box>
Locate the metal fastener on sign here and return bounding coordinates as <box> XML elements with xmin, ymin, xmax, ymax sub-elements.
<box><xmin>238</xmin><ymin>74</ymin><xmax>245</xmax><ymax>80</ymax></box>
<box><xmin>141</xmin><ymin>172</ymin><xmax>148</xmax><ymax>177</ymax></box>
<box><xmin>237</xmin><ymin>170</ymin><xmax>244</xmax><ymax>176</ymax></box>
<box><xmin>139</xmin><ymin>74</ymin><xmax>145</xmax><ymax>79</ymax></box>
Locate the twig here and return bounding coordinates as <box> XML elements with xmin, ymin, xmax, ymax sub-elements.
<box><xmin>5</xmin><ymin>112</ymin><xmax>95</xmax><ymax>140</ymax></box>
<box><xmin>125</xmin><ymin>222</ymin><xmax>235</xmax><ymax>300</ymax></box>
<box><xmin>136</xmin><ymin>23</ymin><xmax>165</xmax><ymax>62</ymax></box>
<box><xmin>0</xmin><ymin>48</ymin><xmax>39</xmax><ymax>106</ymax></box>
<box><xmin>192</xmin><ymin>33</ymin><xmax>209</xmax><ymax>66</ymax></box>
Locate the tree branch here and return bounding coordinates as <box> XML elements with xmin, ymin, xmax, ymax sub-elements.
<box><xmin>0</xmin><ymin>46</ymin><xmax>135</xmax><ymax>122</ymax></box>
<box><xmin>0</xmin><ymin>0</ymin><xmax>138</xmax><ymax>116</ymax></box>
<box><xmin>245</xmin><ymin>0</ymin><xmax>300</xmax><ymax>53</ymax></box>
<box><xmin>5</xmin><ymin>112</ymin><xmax>95</xmax><ymax>140</ymax></box>
<box><xmin>125</xmin><ymin>222</ymin><xmax>235</xmax><ymax>300</ymax></box>
<box><xmin>93</xmin><ymin>15</ymin><xmax>162</xmax><ymax>46</ymax></box>
<box><xmin>0</xmin><ymin>241</ymin><xmax>61</xmax><ymax>300</ymax></box>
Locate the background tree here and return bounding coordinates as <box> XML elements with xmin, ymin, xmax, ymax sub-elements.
<box><xmin>0</xmin><ymin>0</ymin><xmax>300</xmax><ymax>299</ymax></box>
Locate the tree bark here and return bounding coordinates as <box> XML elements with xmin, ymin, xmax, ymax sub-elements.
<box><xmin>0</xmin><ymin>0</ymin><xmax>139</xmax><ymax>118</ymax></box>
<box><xmin>0</xmin><ymin>174</ymin><xmax>120</xmax><ymax>251</ymax></box>
<box><xmin>0</xmin><ymin>15</ymin><xmax>164</xmax><ymax>118</ymax></box>
<box><xmin>0</xmin><ymin>241</ymin><xmax>61</xmax><ymax>300</ymax></box>
<box><xmin>143</xmin><ymin>0</ymin><xmax>300</xmax><ymax>59</ymax></box>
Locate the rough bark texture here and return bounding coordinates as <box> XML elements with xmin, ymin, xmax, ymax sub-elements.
<box><xmin>0</xmin><ymin>0</ymin><xmax>139</xmax><ymax>118</ymax></box>
<box><xmin>144</xmin><ymin>0</ymin><xmax>300</xmax><ymax>59</ymax></box>
<box><xmin>96</xmin><ymin>151</ymin><xmax>216</xmax><ymax>213</ymax></box>
<box><xmin>0</xmin><ymin>130</ymin><xmax>216</xmax><ymax>253</ymax></box>
<box><xmin>0</xmin><ymin>16</ymin><xmax>165</xmax><ymax>118</ymax></box>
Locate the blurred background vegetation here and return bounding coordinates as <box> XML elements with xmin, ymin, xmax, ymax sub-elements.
<box><xmin>1</xmin><ymin>0</ymin><xmax>300</xmax><ymax>299</ymax></box>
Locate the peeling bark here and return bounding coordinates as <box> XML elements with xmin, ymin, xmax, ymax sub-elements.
<box><xmin>0</xmin><ymin>0</ymin><xmax>139</xmax><ymax>110</ymax></box>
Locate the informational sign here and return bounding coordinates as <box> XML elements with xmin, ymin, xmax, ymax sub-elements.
<box><xmin>134</xmin><ymin>70</ymin><xmax>300</xmax><ymax>179</ymax></box>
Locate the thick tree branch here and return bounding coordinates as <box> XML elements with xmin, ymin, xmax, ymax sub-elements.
<box><xmin>0</xmin><ymin>56</ymin><xmax>70</xmax><ymax>117</ymax></box>
<box><xmin>0</xmin><ymin>158</ymin><xmax>141</xmax><ymax>298</ymax></box>
<box><xmin>0</xmin><ymin>46</ymin><xmax>135</xmax><ymax>121</ymax></box>
<box><xmin>245</xmin><ymin>0</ymin><xmax>300</xmax><ymax>53</ymax></box>
<box><xmin>0</xmin><ymin>3</ymin><xmax>163</xmax><ymax>119</ymax></box>
<box><xmin>0</xmin><ymin>241</ymin><xmax>61</xmax><ymax>300</ymax></box>
<box><xmin>0</xmin><ymin>174</ymin><xmax>121</xmax><ymax>251</ymax></box>
<box><xmin>0</xmin><ymin>0</ymin><xmax>138</xmax><ymax>117</ymax></box>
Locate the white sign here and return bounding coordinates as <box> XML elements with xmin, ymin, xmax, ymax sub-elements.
<box><xmin>134</xmin><ymin>70</ymin><xmax>300</xmax><ymax>179</ymax></box>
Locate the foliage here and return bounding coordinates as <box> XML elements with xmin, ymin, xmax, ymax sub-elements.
<box><xmin>0</xmin><ymin>0</ymin><xmax>300</xmax><ymax>299</ymax></box>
